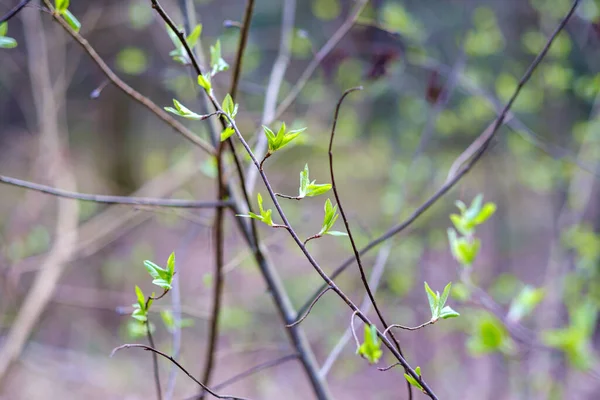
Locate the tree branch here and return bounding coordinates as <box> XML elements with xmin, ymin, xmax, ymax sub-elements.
<box><xmin>229</xmin><ymin>0</ymin><xmax>255</xmax><ymax>100</ymax></box>
<box><xmin>110</xmin><ymin>344</ymin><xmax>250</xmax><ymax>400</ymax></box>
<box><xmin>0</xmin><ymin>174</ymin><xmax>231</xmax><ymax>208</ymax></box>
<box><xmin>327</xmin><ymin>86</ymin><xmax>412</xmax><ymax>398</ymax></box>
<box><xmin>286</xmin><ymin>287</ymin><xmax>332</xmax><ymax>328</ymax></box>
<box><xmin>0</xmin><ymin>0</ymin><xmax>31</xmax><ymax>24</ymax></box>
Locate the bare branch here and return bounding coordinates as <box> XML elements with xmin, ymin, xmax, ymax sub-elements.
<box><xmin>229</xmin><ymin>0</ymin><xmax>256</xmax><ymax>100</ymax></box>
<box><xmin>0</xmin><ymin>175</ymin><xmax>231</xmax><ymax>208</ymax></box>
<box><xmin>383</xmin><ymin>322</ymin><xmax>435</xmax><ymax>336</ymax></box>
<box><xmin>0</xmin><ymin>0</ymin><xmax>31</xmax><ymax>24</ymax></box>
<box><xmin>328</xmin><ymin>86</ymin><xmax>412</xmax><ymax>398</ymax></box>
<box><xmin>110</xmin><ymin>344</ymin><xmax>250</xmax><ymax>400</ymax></box>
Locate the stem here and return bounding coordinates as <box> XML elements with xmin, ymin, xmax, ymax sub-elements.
<box><xmin>146</xmin><ymin>320</ymin><xmax>163</xmax><ymax>400</ymax></box>
<box><xmin>111</xmin><ymin>344</ymin><xmax>250</xmax><ymax>400</ymax></box>
<box><xmin>0</xmin><ymin>175</ymin><xmax>229</xmax><ymax>208</ymax></box>
<box><xmin>229</xmin><ymin>0</ymin><xmax>255</xmax><ymax>100</ymax></box>
<box><xmin>201</xmin><ymin>142</ymin><xmax>226</xmax><ymax>392</ymax></box>
<box><xmin>327</xmin><ymin>87</ymin><xmax>412</xmax><ymax>398</ymax></box>
<box><xmin>383</xmin><ymin>321</ymin><xmax>435</xmax><ymax>336</ymax></box>
<box><xmin>286</xmin><ymin>287</ymin><xmax>332</xmax><ymax>328</ymax></box>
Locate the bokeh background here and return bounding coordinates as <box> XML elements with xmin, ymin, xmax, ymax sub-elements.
<box><xmin>1</xmin><ymin>0</ymin><xmax>600</xmax><ymax>399</ymax></box>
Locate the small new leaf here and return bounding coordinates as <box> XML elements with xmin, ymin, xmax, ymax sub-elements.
<box><xmin>0</xmin><ymin>36</ymin><xmax>17</xmax><ymax>49</ymax></box>
<box><xmin>167</xmin><ymin>252</ymin><xmax>175</xmax><ymax>277</ymax></box>
<box><xmin>220</xmin><ymin>127</ymin><xmax>235</xmax><ymax>142</ymax></box>
<box><xmin>404</xmin><ymin>367</ymin><xmax>424</xmax><ymax>392</ymax></box>
<box><xmin>318</xmin><ymin>199</ymin><xmax>346</xmax><ymax>237</ymax></box>
<box><xmin>62</xmin><ymin>10</ymin><xmax>81</xmax><ymax>32</ymax></box>
<box><xmin>222</xmin><ymin>94</ymin><xmax>238</xmax><ymax>119</ymax></box>
<box><xmin>424</xmin><ymin>282</ymin><xmax>439</xmax><ymax>319</ymax></box>
<box><xmin>210</xmin><ymin>40</ymin><xmax>229</xmax><ymax>76</ymax></box>
<box><xmin>357</xmin><ymin>324</ymin><xmax>382</xmax><ymax>364</ymax></box>
<box><xmin>164</xmin><ymin>99</ymin><xmax>203</xmax><ymax>120</ymax></box>
<box><xmin>55</xmin><ymin>0</ymin><xmax>69</xmax><ymax>13</ymax></box>
<box><xmin>186</xmin><ymin>24</ymin><xmax>202</xmax><ymax>47</ymax></box>
<box><xmin>197</xmin><ymin>74</ymin><xmax>212</xmax><ymax>92</ymax></box>
<box><xmin>237</xmin><ymin>193</ymin><xmax>274</xmax><ymax>226</ymax></box>
<box><xmin>298</xmin><ymin>164</ymin><xmax>331</xmax><ymax>198</ymax></box>
<box><xmin>264</xmin><ymin>123</ymin><xmax>305</xmax><ymax>154</ymax></box>
<box><xmin>439</xmin><ymin>306</ymin><xmax>460</xmax><ymax>319</ymax></box>
<box><xmin>0</xmin><ymin>22</ymin><xmax>7</xmax><ymax>37</ymax></box>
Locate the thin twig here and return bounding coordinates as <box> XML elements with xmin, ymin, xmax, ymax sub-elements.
<box><xmin>383</xmin><ymin>322</ymin><xmax>435</xmax><ymax>336</ymax></box>
<box><xmin>298</xmin><ymin>0</ymin><xmax>581</xmax><ymax>315</ymax></box>
<box><xmin>0</xmin><ymin>175</ymin><xmax>231</xmax><ymax>208</ymax></box>
<box><xmin>327</xmin><ymin>86</ymin><xmax>411</xmax><ymax>398</ymax></box>
<box><xmin>286</xmin><ymin>287</ymin><xmax>332</xmax><ymax>328</ymax></box>
<box><xmin>275</xmin><ymin>193</ymin><xmax>302</xmax><ymax>200</ymax></box>
<box><xmin>212</xmin><ymin>353</ymin><xmax>297</xmax><ymax>391</ymax></box>
<box><xmin>229</xmin><ymin>0</ymin><xmax>255</xmax><ymax>100</ymax></box>
<box><xmin>146</xmin><ymin>319</ymin><xmax>163</xmax><ymax>400</ymax></box>
<box><xmin>319</xmin><ymin>243</ymin><xmax>392</xmax><ymax>378</ymax></box>
<box><xmin>378</xmin><ymin>362</ymin><xmax>401</xmax><ymax>372</ymax></box>
<box><xmin>43</xmin><ymin>3</ymin><xmax>215</xmax><ymax>155</ymax></box>
<box><xmin>201</xmin><ymin>141</ymin><xmax>227</xmax><ymax>391</ymax></box>
<box><xmin>110</xmin><ymin>344</ymin><xmax>250</xmax><ymax>400</ymax></box>
<box><xmin>0</xmin><ymin>0</ymin><xmax>31</xmax><ymax>24</ymax></box>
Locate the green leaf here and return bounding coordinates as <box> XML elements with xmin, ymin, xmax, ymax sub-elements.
<box><xmin>237</xmin><ymin>193</ymin><xmax>274</xmax><ymax>226</ymax></box>
<box><xmin>439</xmin><ymin>282</ymin><xmax>452</xmax><ymax>313</ymax></box>
<box><xmin>62</xmin><ymin>9</ymin><xmax>81</xmax><ymax>32</ymax></box>
<box><xmin>0</xmin><ymin>36</ymin><xmax>17</xmax><ymax>49</ymax></box>
<box><xmin>167</xmin><ymin>252</ymin><xmax>175</xmax><ymax>277</ymax></box>
<box><xmin>466</xmin><ymin>194</ymin><xmax>484</xmax><ymax>220</ymax></box>
<box><xmin>472</xmin><ymin>202</ymin><xmax>497</xmax><ymax>225</ymax></box>
<box><xmin>299</xmin><ymin>164</ymin><xmax>310</xmax><ymax>198</ymax></box>
<box><xmin>222</xmin><ymin>94</ymin><xmax>236</xmax><ymax>118</ymax></box>
<box><xmin>439</xmin><ymin>306</ymin><xmax>460</xmax><ymax>319</ymax></box>
<box><xmin>319</xmin><ymin>199</ymin><xmax>342</xmax><ymax>236</ymax></box>
<box><xmin>264</xmin><ymin>123</ymin><xmax>304</xmax><ymax>153</ymax></box>
<box><xmin>164</xmin><ymin>99</ymin><xmax>203</xmax><ymax>120</ymax></box>
<box><xmin>210</xmin><ymin>40</ymin><xmax>229</xmax><ymax>76</ymax></box>
<box><xmin>134</xmin><ymin>285</ymin><xmax>145</xmax><ymax>309</ymax></box>
<box><xmin>220</xmin><ymin>127</ymin><xmax>235</xmax><ymax>141</ymax></box>
<box><xmin>0</xmin><ymin>22</ymin><xmax>7</xmax><ymax>36</ymax></box>
<box><xmin>356</xmin><ymin>324</ymin><xmax>382</xmax><ymax>364</ymax></box>
<box><xmin>197</xmin><ymin>74</ymin><xmax>212</xmax><ymax>91</ymax></box>
<box><xmin>404</xmin><ymin>368</ymin><xmax>424</xmax><ymax>391</ymax></box>
<box><xmin>55</xmin><ymin>0</ymin><xmax>69</xmax><ymax>13</ymax></box>
<box><xmin>144</xmin><ymin>260</ymin><xmax>166</xmax><ymax>280</ymax></box>
<box><xmin>424</xmin><ymin>282</ymin><xmax>438</xmax><ymax>319</ymax></box>
<box><xmin>455</xmin><ymin>200</ymin><xmax>467</xmax><ymax>213</ymax></box>
<box><xmin>455</xmin><ymin>237</ymin><xmax>481</xmax><ymax>265</ymax></box>
<box><xmin>507</xmin><ymin>285</ymin><xmax>545</xmax><ymax>322</ymax></box>
<box><xmin>186</xmin><ymin>24</ymin><xmax>202</xmax><ymax>47</ymax></box>
<box><xmin>306</xmin><ymin>183</ymin><xmax>332</xmax><ymax>197</ymax></box>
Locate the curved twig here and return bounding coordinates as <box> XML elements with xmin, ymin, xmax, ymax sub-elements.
<box><xmin>286</xmin><ymin>287</ymin><xmax>332</xmax><ymax>328</ymax></box>
<box><xmin>378</xmin><ymin>362</ymin><xmax>401</xmax><ymax>372</ymax></box>
<box><xmin>383</xmin><ymin>322</ymin><xmax>435</xmax><ymax>337</ymax></box>
<box><xmin>110</xmin><ymin>344</ymin><xmax>250</xmax><ymax>400</ymax></box>
<box><xmin>328</xmin><ymin>86</ymin><xmax>412</xmax><ymax>398</ymax></box>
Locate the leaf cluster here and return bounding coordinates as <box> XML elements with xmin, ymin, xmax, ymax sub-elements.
<box><xmin>167</xmin><ymin>24</ymin><xmax>201</xmax><ymax>65</ymax></box>
<box><xmin>424</xmin><ymin>282</ymin><xmax>460</xmax><ymax>321</ymax></box>
<box><xmin>0</xmin><ymin>23</ymin><xmax>17</xmax><ymax>49</ymax></box>
<box><xmin>263</xmin><ymin>123</ymin><xmax>305</xmax><ymax>154</ymax></box>
<box><xmin>55</xmin><ymin>0</ymin><xmax>81</xmax><ymax>32</ymax></box>
<box><xmin>356</xmin><ymin>324</ymin><xmax>382</xmax><ymax>364</ymax></box>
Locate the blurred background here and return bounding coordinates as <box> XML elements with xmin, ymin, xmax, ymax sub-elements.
<box><xmin>1</xmin><ymin>0</ymin><xmax>600</xmax><ymax>398</ymax></box>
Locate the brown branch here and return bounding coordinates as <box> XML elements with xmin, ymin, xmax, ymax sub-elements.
<box><xmin>201</xmin><ymin>142</ymin><xmax>227</xmax><ymax>390</ymax></box>
<box><xmin>229</xmin><ymin>0</ymin><xmax>255</xmax><ymax>101</ymax></box>
<box><xmin>327</xmin><ymin>87</ymin><xmax>412</xmax><ymax>398</ymax></box>
<box><xmin>0</xmin><ymin>0</ymin><xmax>31</xmax><ymax>24</ymax></box>
<box><xmin>43</xmin><ymin>3</ymin><xmax>215</xmax><ymax>155</ymax></box>
<box><xmin>146</xmin><ymin>320</ymin><xmax>163</xmax><ymax>400</ymax></box>
<box><xmin>286</xmin><ymin>287</ymin><xmax>332</xmax><ymax>328</ymax></box>
<box><xmin>298</xmin><ymin>0</ymin><xmax>581</xmax><ymax>317</ymax></box>
<box><xmin>378</xmin><ymin>362</ymin><xmax>401</xmax><ymax>372</ymax></box>
<box><xmin>110</xmin><ymin>344</ymin><xmax>250</xmax><ymax>400</ymax></box>
<box><xmin>0</xmin><ymin>175</ymin><xmax>231</xmax><ymax>208</ymax></box>
<box><xmin>383</xmin><ymin>322</ymin><xmax>435</xmax><ymax>336</ymax></box>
